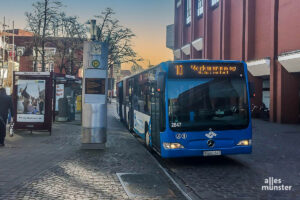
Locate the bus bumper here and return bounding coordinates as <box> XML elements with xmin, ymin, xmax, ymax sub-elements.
<box><xmin>160</xmin><ymin>146</ymin><xmax>252</xmax><ymax>158</ymax></box>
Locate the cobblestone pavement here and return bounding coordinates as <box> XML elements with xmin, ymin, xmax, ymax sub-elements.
<box><xmin>156</xmin><ymin>119</ymin><xmax>300</xmax><ymax>200</ymax></box>
<box><xmin>0</xmin><ymin>123</ymin><xmax>79</xmax><ymax>195</ymax></box>
<box><xmin>0</xmin><ymin>105</ymin><xmax>185</xmax><ymax>200</ymax></box>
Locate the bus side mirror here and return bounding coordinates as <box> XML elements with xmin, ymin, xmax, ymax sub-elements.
<box><xmin>248</xmin><ymin>82</ymin><xmax>255</xmax><ymax>98</ymax></box>
<box><xmin>157</xmin><ymin>72</ymin><xmax>166</xmax><ymax>93</ymax></box>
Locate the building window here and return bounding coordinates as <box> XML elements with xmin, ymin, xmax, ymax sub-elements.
<box><xmin>49</xmin><ymin>63</ymin><xmax>54</xmax><ymax>72</ymax></box>
<box><xmin>176</xmin><ymin>0</ymin><xmax>182</xmax><ymax>8</ymax></box>
<box><xmin>197</xmin><ymin>0</ymin><xmax>204</xmax><ymax>16</ymax></box>
<box><xmin>45</xmin><ymin>64</ymin><xmax>49</xmax><ymax>72</ymax></box>
<box><xmin>186</xmin><ymin>0</ymin><xmax>192</xmax><ymax>24</ymax></box>
<box><xmin>211</xmin><ymin>0</ymin><xmax>219</xmax><ymax>7</ymax></box>
<box><xmin>37</xmin><ymin>63</ymin><xmax>42</xmax><ymax>72</ymax></box>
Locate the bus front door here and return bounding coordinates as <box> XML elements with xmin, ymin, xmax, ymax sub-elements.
<box><xmin>150</xmin><ymin>84</ymin><xmax>161</xmax><ymax>152</ymax></box>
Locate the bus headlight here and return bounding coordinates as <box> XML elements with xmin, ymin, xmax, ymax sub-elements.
<box><xmin>237</xmin><ymin>139</ymin><xmax>252</xmax><ymax>146</ymax></box>
<box><xmin>163</xmin><ymin>143</ymin><xmax>184</xmax><ymax>149</ymax></box>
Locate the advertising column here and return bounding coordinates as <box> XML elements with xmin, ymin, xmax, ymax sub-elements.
<box><xmin>81</xmin><ymin>41</ymin><xmax>109</xmax><ymax>149</ymax></box>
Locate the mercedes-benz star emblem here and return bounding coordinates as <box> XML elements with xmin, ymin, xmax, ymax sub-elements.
<box><xmin>207</xmin><ymin>140</ymin><xmax>215</xmax><ymax>148</ymax></box>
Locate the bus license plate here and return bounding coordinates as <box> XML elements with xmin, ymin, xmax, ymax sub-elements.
<box><xmin>203</xmin><ymin>151</ymin><xmax>221</xmax><ymax>156</ymax></box>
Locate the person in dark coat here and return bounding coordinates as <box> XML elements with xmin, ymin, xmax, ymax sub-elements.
<box><xmin>0</xmin><ymin>88</ymin><xmax>14</xmax><ymax>147</ymax></box>
<box><xmin>20</xmin><ymin>84</ymin><xmax>30</xmax><ymax>113</ymax></box>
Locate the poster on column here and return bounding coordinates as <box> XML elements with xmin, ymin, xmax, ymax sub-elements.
<box><xmin>16</xmin><ymin>80</ymin><xmax>46</xmax><ymax>123</ymax></box>
<box><xmin>55</xmin><ymin>84</ymin><xmax>64</xmax><ymax>111</ymax></box>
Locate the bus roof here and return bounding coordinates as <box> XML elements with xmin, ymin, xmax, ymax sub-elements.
<box><xmin>117</xmin><ymin>59</ymin><xmax>246</xmax><ymax>83</ymax></box>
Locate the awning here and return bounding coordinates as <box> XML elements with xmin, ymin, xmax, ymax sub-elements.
<box><xmin>192</xmin><ymin>37</ymin><xmax>203</xmax><ymax>51</ymax></box>
<box><xmin>173</xmin><ymin>49</ymin><xmax>181</xmax><ymax>59</ymax></box>
<box><xmin>181</xmin><ymin>44</ymin><xmax>191</xmax><ymax>55</ymax></box>
<box><xmin>278</xmin><ymin>50</ymin><xmax>300</xmax><ymax>73</ymax></box>
<box><xmin>246</xmin><ymin>59</ymin><xmax>270</xmax><ymax>76</ymax></box>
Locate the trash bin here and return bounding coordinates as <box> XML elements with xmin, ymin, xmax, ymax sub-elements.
<box><xmin>67</xmin><ymin>96</ymin><xmax>76</xmax><ymax>121</ymax></box>
<box><xmin>57</xmin><ymin>97</ymin><xmax>69</xmax><ymax>122</ymax></box>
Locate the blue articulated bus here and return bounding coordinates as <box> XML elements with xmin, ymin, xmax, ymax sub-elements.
<box><xmin>116</xmin><ymin>60</ymin><xmax>252</xmax><ymax>158</ymax></box>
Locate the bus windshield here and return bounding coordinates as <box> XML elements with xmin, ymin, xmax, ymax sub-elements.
<box><xmin>168</xmin><ymin>78</ymin><xmax>249</xmax><ymax>131</ymax></box>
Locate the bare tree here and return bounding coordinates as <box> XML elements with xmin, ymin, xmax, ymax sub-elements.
<box><xmin>131</xmin><ymin>64</ymin><xmax>144</xmax><ymax>74</ymax></box>
<box><xmin>25</xmin><ymin>0</ymin><xmax>62</xmax><ymax>72</ymax></box>
<box><xmin>25</xmin><ymin>2</ymin><xmax>43</xmax><ymax>71</ymax></box>
<box><xmin>51</xmin><ymin>13</ymin><xmax>86</xmax><ymax>75</ymax></box>
<box><xmin>92</xmin><ymin>8</ymin><xmax>143</xmax><ymax>100</ymax></box>
<box><xmin>94</xmin><ymin>8</ymin><xmax>142</xmax><ymax>71</ymax></box>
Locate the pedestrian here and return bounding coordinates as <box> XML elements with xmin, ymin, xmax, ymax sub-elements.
<box><xmin>0</xmin><ymin>87</ymin><xmax>14</xmax><ymax>147</ymax></box>
<box><xmin>19</xmin><ymin>84</ymin><xmax>30</xmax><ymax>113</ymax></box>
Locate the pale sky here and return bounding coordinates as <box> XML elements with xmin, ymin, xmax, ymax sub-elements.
<box><xmin>0</xmin><ymin>0</ymin><xmax>174</xmax><ymax>70</ymax></box>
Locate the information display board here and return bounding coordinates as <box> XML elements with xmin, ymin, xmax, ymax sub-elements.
<box><xmin>168</xmin><ymin>62</ymin><xmax>244</xmax><ymax>78</ymax></box>
<box><xmin>13</xmin><ymin>72</ymin><xmax>53</xmax><ymax>134</ymax></box>
<box><xmin>83</xmin><ymin>68</ymin><xmax>107</xmax><ymax>104</ymax></box>
<box><xmin>85</xmin><ymin>78</ymin><xmax>105</xmax><ymax>94</ymax></box>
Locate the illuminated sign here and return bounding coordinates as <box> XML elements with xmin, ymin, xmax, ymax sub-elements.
<box><xmin>176</xmin><ymin>64</ymin><xmax>184</xmax><ymax>76</ymax></box>
<box><xmin>190</xmin><ymin>64</ymin><xmax>237</xmax><ymax>75</ymax></box>
<box><xmin>169</xmin><ymin>62</ymin><xmax>244</xmax><ymax>78</ymax></box>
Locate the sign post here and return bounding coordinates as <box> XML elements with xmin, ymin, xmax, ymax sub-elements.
<box><xmin>81</xmin><ymin>41</ymin><xmax>109</xmax><ymax>149</ymax></box>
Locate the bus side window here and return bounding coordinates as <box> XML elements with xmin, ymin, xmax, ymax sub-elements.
<box><xmin>133</xmin><ymin>77</ymin><xmax>139</xmax><ymax>111</ymax></box>
<box><xmin>146</xmin><ymin>83</ymin><xmax>151</xmax><ymax>114</ymax></box>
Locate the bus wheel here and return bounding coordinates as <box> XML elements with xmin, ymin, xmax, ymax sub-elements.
<box><xmin>145</xmin><ymin>130</ymin><xmax>152</xmax><ymax>152</ymax></box>
<box><xmin>128</xmin><ymin>114</ymin><xmax>133</xmax><ymax>132</ymax></box>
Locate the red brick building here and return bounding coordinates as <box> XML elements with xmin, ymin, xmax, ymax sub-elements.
<box><xmin>1</xmin><ymin>29</ymin><xmax>83</xmax><ymax>76</ymax></box>
<box><xmin>170</xmin><ymin>0</ymin><xmax>300</xmax><ymax>123</ymax></box>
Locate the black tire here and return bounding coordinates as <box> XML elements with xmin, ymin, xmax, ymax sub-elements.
<box><xmin>128</xmin><ymin>113</ymin><xmax>133</xmax><ymax>132</ymax></box>
<box><xmin>145</xmin><ymin>126</ymin><xmax>153</xmax><ymax>152</ymax></box>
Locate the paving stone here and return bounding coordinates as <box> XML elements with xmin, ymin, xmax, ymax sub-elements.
<box><xmin>0</xmin><ymin>105</ymin><xmax>185</xmax><ymax>200</ymax></box>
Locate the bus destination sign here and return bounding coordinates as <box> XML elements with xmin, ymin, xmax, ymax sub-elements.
<box><xmin>169</xmin><ymin>62</ymin><xmax>244</xmax><ymax>78</ymax></box>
